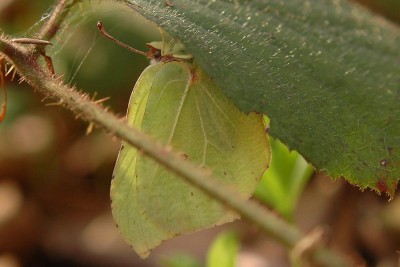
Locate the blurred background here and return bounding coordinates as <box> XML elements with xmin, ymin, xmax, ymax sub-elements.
<box><xmin>0</xmin><ymin>0</ymin><xmax>399</xmax><ymax>266</ymax></box>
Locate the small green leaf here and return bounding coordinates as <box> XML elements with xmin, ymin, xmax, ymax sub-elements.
<box><xmin>206</xmin><ymin>232</ymin><xmax>240</xmax><ymax>267</ymax></box>
<box><xmin>111</xmin><ymin>45</ymin><xmax>270</xmax><ymax>257</ymax></box>
<box><xmin>255</xmin><ymin>135</ymin><xmax>314</xmax><ymax>220</ymax></box>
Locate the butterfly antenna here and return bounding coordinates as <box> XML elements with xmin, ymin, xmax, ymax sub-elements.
<box><xmin>97</xmin><ymin>21</ymin><xmax>148</xmax><ymax>58</ymax></box>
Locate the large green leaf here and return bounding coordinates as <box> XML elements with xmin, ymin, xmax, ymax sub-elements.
<box><xmin>120</xmin><ymin>0</ymin><xmax>400</xmax><ymax>196</ymax></box>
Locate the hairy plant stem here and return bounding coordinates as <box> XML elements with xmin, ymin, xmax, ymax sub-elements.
<box><xmin>37</xmin><ymin>0</ymin><xmax>78</xmax><ymax>41</ymax></box>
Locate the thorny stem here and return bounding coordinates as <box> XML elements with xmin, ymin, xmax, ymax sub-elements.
<box><xmin>29</xmin><ymin>0</ymin><xmax>77</xmax><ymax>74</ymax></box>
<box><xmin>7</xmin><ymin>0</ymin><xmax>76</xmax><ymax>75</ymax></box>
<box><xmin>36</xmin><ymin>0</ymin><xmax>78</xmax><ymax>43</ymax></box>
<box><xmin>0</xmin><ymin>1</ymin><xmax>351</xmax><ymax>266</ymax></box>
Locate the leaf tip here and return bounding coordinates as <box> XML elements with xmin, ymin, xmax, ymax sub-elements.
<box><xmin>138</xmin><ymin>250</ymin><xmax>151</xmax><ymax>259</ymax></box>
<box><xmin>375</xmin><ymin>178</ymin><xmax>397</xmax><ymax>200</ymax></box>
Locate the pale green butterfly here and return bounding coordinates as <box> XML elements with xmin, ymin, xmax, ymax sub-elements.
<box><xmin>97</xmin><ymin>22</ymin><xmax>271</xmax><ymax>258</ymax></box>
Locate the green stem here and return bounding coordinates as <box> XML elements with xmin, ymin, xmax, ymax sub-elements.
<box><xmin>0</xmin><ymin>35</ymin><xmax>350</xmax><ymax>267</ymax></box>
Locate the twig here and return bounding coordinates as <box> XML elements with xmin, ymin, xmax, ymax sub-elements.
<box><xmin>36</xmin><ymin>0</ymin><xmax>78</xmax><ymax>43</ymax></box>
<box><xmin>7</xmin><ymin>0</ymin><xmax>78</xmax><ymax>76</ymax></box>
